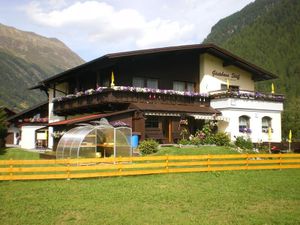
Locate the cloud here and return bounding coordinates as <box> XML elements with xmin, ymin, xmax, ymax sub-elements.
<box><xmin>136</xmin><ymin>19</ymin><xmax>194</xmax><ymax>48</ymax></box>
<box><xmin>25</xmin><ymin>1</ymin><xmax>195</xmax><ymax>49</ymax></box>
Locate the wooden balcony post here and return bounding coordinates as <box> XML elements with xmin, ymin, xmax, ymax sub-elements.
<box><xmin>168</xmin><ymin>119</ymin><xmax>172</xmax><ymax>143</ymax></box>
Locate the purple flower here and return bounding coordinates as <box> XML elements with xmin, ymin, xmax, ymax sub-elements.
<box><xmin>239</xmin><ymin>127</ymin><xmax>251</xmax><ymax>133</ymax></box>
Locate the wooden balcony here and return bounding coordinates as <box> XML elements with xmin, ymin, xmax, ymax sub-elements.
<box><xmin>53</xmin><ymin>87</ymin><xmax>210</xmax><ymax>115</ymax></box>
<box><xmin>209</xmin><ymin>90</ymin><xmax>285</xmax><ymax>102</ymax></box>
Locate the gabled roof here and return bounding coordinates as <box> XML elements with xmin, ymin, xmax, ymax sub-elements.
<box><xmin>31</xmin><ymin>43</ymin><xmax>277</xmax><ymax>89</ymax></box>
<box><xmin>7</xmin><ymin>101</ymin><xmax>48</xmax><ymax>121</ymax></box>
<box><xmin>0</xmin><ymin>106</ymin><xmax>16</xmax><ymax>117</ymax></box>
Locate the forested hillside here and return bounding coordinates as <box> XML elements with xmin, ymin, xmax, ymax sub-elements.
<box><xmin>0</xmin><ymin>23</ymin><xmax>84</xmax><ymax>111</ymax></box>
<box><xmin>204</xmin><ymin>0</ymin><xmax>300</xmax><ymax>139</ymax></box>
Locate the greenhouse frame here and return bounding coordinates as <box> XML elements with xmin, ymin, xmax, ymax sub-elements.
<box><xmin>56</xmin><ymin>121</ymin><xmax>132</xmax><ymax>159</ymax></box>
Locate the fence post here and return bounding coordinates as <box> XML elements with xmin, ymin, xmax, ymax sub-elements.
<box><xmin>118</xmin><ymin>157</ymin><xmax>123</xmax><ymax>176</ymax></box>
<box><xmin>246</xmin><ymin>153</ymin><xmax>249</xmax><ymax>170</ymax></box>
<box><xmin>279</xmin><ymin>153</ymin><xmax>282</xmax><ymax>171</ymax></box>
<box><xmin>166</xmin><ymin>155</ymin><xmax>169</xmax><ymax>173</ymax></box>
<box><xmin>207</xmin><ymin>155</ymin><xmax>210</xmax><ymax>171</ymax></box>
<box><xmin>9</xmin><ymin>158</ymin><xmax>13</xmax><ymax>181</ymax></box>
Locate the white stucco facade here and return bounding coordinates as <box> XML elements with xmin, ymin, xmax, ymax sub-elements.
<box><xmin>20</xmin><ymin>125</ymin><xmax>45</xmax><ymax>149</ymax></box>
<box><xmin>48</xmin><ymin>83</ymin><xmax>67</xmax><ymax>148</ymax></box>
<box><xmin>211</xmin><ymin>98</ymin><xmax>283</xmax><ymax>142</ymax></box>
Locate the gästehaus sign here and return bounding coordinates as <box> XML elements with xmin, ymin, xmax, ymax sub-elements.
<box><xmin>212</xmin><ymin>70</ymin><xmax>240</xmax><ymax>80</ymax></box>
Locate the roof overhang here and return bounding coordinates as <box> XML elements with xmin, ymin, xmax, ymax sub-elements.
<box><xmin>48</xmin><ymin>109</ymin><xmax>135</xmax><ymax>126</ymax></box>
<box><xmin>130</xmin><ymin>102</ymin><xmax>221</xmax><ymax>115</ymax></box>
<box><xmin>188</xmin><ymin>114</ymin><xmax>230</xmax><ymax>122</ymax></box>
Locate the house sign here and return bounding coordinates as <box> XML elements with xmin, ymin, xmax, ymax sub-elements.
<box><xmin>212</xmin><ymin>70</ymin><xmax>240</xmax><ymax>80</ymax></box>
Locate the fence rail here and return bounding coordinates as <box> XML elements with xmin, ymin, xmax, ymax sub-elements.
<box><xmin>1</xmin><ymin>154</ymin><xmax>300</xmax><ymax>181</ymax></box>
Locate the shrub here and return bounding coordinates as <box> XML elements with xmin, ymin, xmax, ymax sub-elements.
<box><xmin>214</xmin><ymin>132</ymin><xmax>231</xmax><ymax>146</ymax></box>
<box><xmin>0</xmin><ymin>125</ymin><xmax>7</xmax><ymax>139</ymax></box>
<box><xmin>235</xmin><ymin>136</ymin><xmax>253</xmax><ymax>150</ymax></box>
<box><xmin>190</xmin><ymin>137</ymin><xmax>202</xmax><ymax>145</ymax></box>
<box><xmin>0</xmin><ymin>125</ymin><xmax>7</xmax><ymax>148</ymax></box>
<box><xmin>202</xmin><ymin>123</ymin><xmax>212</xmax><ymax>136</ymax></box>
<box><xmin>138</xmin><ymin>139</ymin><xmax>159</xmax><ymax>155</ymax></box>
<box><xmin>179</xmin><ymin>139</ymin><xmax>191</xmax><ymax>145</ymax></box>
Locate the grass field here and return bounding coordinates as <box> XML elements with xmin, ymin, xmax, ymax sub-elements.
<box><xmin>0</xmin><ymin>147</ymin><xmax>40</xmax><ymax>160</ymax></box>
<box><xmin>155</xmin><ymin>145</ymin><xmax>238</xmax><ymax>155</ymax></box>
<box><xmin>0</xmin><ymin>147</ymin><xmax>300</xmax><ymax>225</ymax></box>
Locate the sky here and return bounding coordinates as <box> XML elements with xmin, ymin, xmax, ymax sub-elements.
<box><xmin>0</xmin><ymin>0</ymin><xmax>254</xmax><ymax>61</ymax></box>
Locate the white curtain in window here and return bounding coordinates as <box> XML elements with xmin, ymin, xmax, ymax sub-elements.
<box><xmin>173</xmin><ymin>81</ymin><xmax>185</xmax><ymax>91</ymax></box>
<box><xmin>133</xmin><ymin>77</ymin><xmax>144</xmax><ymax>87</ymax></box>
<box><xmin>147</xmin><ymin>79</ymin><xmax>158</xmax><ymax>89</ymax></box>
<box><xmin>239</xmin><ymin>116</ymin><xmax>250</xmax><ymax>127</ymax></box>
<box><xmin>262</xmin><ymin>117</ymin><xmax>272</xmax><ymax>128</ymax></box>
<box><xmin>187</xmin><ymin>83</ymin><xmax>194</xmax><ymax>92</ymax></box>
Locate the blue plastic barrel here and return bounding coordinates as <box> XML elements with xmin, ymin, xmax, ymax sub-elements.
<box><xmin>131</xmin><ymin>135</ymin><xmax>139</xmax><ymax>148</ymax></box>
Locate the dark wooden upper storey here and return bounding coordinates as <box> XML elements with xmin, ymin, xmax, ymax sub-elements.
<box><xmin>32</xmin><ymin>44</ymin><xmax>277</xmax><ymax>92</ymax></box>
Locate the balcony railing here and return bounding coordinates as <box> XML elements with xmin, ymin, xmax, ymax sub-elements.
<box><xmin>209</xmin><ymin>90</ymin><xmax>284</xmax><ymax>102</ymax></box>
<box><xmin>53</xmin><ymin>86</ymin><xmax>210</xmax><ymax>115</ymax></box>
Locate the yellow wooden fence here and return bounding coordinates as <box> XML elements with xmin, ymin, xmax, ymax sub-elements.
<box><xmin>1</xmin><ymin>154</ymin><xmax>300</xmax><ymax>181</ymax></box>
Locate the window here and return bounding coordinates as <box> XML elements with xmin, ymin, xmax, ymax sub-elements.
<box><xmin>103</xmin><ymin>78</ymin><xmax>110</xmax><ymax>87</ymax></box>
<box><xmin>133</xmin><ymin>77</ymin><xmax>158</xmax><ymax>88</ymax></box>
<box><xmin>239</xmin><ymin>115</ymin><xmax>251</xmax><ymax>133</ymax></box>
<box><xmin>173</xmin><ymin>81</ymin><xmax>185</xmax><ymax>91</ymax></box>
<box><xmin>133</xmin><ymin>77</ymin><xmax>144</xmax><ymax>88</ymax></box>
<box><xmin>262</xmin><ymin>116</ymin><xmax>272</xmax><ymax>133</ymax></box>
<box><xmin>146</xmin><ymin>118</ymin><xmax>159</xmax><ymax>128</ymax></box>
<box><xmin>187</xmin><ymin>82</ymin><xmax>195</xmax><ymax>92</ymax></box>
<box><xmin>221</xmin><ymin>84</ymin><xmax>239</xmax><ymax>91</ymax></box>
<box><xmin>147</xmin><ymin>79</ymin><xmax>158</xmax><ymax>89</ymax></box>
<box><xmin>33</xmin><ymin>113</ymin><xmax>40</xmax><ymax>119</ymax></box>
<box><xmin>173</xmin><ymin>81</ymin><xmax>194</xmax><ymax>92</ymax></box>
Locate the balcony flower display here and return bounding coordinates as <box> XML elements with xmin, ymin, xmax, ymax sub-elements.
<box><xmin>23</xmin><ymin>118</ymin><xmax>48</xmax><ymax>123</ymax></box>
<box><xmin>65</xmin><ymin>94</ymin><xmax>76</xmax><ymax>99</ymax></box>
<box><xmin>52</xmin><ymin>86</ymin><xmax>209</xmax><ymax>103</ymax></box>
<box><xmin>210</xmin><ymin>89</ymin><xmax>284</xmax><ymax>102</ymax></box>
<box><xmin>76</xmin><ymin>91</ymin><xmax>84</xmax><ymax>97</ymax></box>
<box><xmin>84</xmin><ymin>89</ymin><xmax>95</xmax><ymax>95</ymax></box>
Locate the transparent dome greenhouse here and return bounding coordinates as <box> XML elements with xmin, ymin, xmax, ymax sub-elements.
<box><xmin>56</xmin><ymin>119</ymin><xmax>132</xmax><ymax>159</ymax></box>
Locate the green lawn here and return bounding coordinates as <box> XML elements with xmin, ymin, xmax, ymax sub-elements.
<box><xmin>0</xmin><ymin>147</ymin><xmax>40</xmax><ymax>160</ymax></box>
<box><xmin>0</xmin><ymin>147</ymin><xmax>300</xmax><ymax>225</ymax></box>
<box><xmin>155</xmin><ymin>145</ymin><xmax>238</xmax><ymax>155</ymax></box>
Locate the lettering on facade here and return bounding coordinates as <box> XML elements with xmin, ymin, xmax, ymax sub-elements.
<box><xmin>212</xmin><ymin>70</ymin><xmax>240</xmax><ymax>80</ymax></box>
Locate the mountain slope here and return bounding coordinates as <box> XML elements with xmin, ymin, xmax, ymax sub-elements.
<box><xmin>204</xmin><ymin>0</ymin><xmax>300</xmax><ymax>139</ymax></box>
<box><xmin>0</xmin><ymin>23</ymin><xmax>85</xmax><ymax>111</ymax></box>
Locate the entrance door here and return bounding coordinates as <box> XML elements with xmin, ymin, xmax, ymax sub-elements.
<box><xmin>5</xmin><ymin>132</ymin><xmax>14</xmax><ymax>144</ymax></box>
<box><xmin>162</xmin><ymin>118</ymin><xmax>168</xmax><ymax>142</ymax></box>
